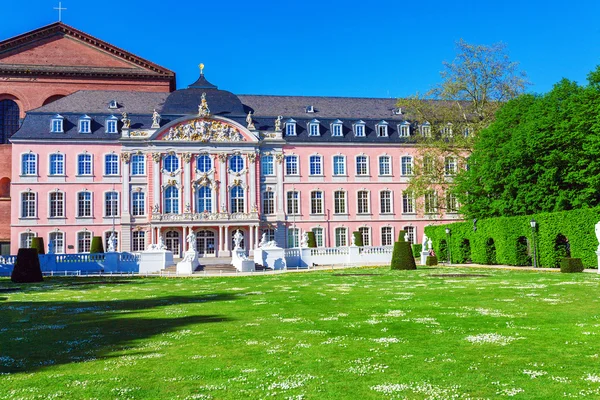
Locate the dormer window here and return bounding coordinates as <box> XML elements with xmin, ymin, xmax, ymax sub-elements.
<box><xmin>353</xmin><ymin>121</ymin><xmax>366</xmax><ymax>137</ymax></box>
<box><xmin>108</xmin><ymin>100</ymin><xmax>118</xmax><ymax>109</ymax></box>
<box><xmin>394</xmin><ymin>107</ymin><xmax>402</xmax><ymax>115</ymax></box>
<box><xmin>306</xmin><ymin>105</ymin><xmax>315</xmax><ymax>113</ymax></box>
<box><xmin>331</xmin><ymin>120</ymin><xmax>343</xmax><ymax>137</ymax></box>
<box><xmin>376</xmin><ymin>120</ymin><xmax>389</xmax><ymax>137</ymax></box>
<box><xmin>398</xmin><ymin>121</ymin><xmax>410</xmax><ymax>137</ymax></box>
<box><xmin>106</xmin><ymin>115</ymin><xmax>118</xmax><ymax>133</ymax></box>
<box><xmin>308</xmin><ymin>119</ymin><xmax>320</xmax><ymax>136</ymax></box>
<box><xmin>285</xmin><ymin>119</ymin><xmax>297</xmax><ymax>136</ymax></box>
<box><xmin>442</xmin><ymin>123</ymin><xmax>453</xmax><ymax>137</ymax></box>
<box><xmin>79</xmin><ymin>115</ymin><xmax>91</xmax><ymax>134</ymax></box>
<box><xmin>421</xmin><ymin>122</ymin><xmax>431</xmax><ymax>137</ymax></box>
<box><xmin>51</xmin><ymin>114</ymin><xmax>64</xmax><ymax>133</ymax></box>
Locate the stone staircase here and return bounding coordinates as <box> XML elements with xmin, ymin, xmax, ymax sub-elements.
<box><xmin>160</xmin><ymin>256</ymin><xmax>271</xmax><ymax>275</ymax></box>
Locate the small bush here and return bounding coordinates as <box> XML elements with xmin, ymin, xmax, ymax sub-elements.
<box><xmin>11</xmin><ymin>248</ymin><xmax>43</xmax><ymax>283</ymax></box>
<box><xmin>30</xmin><ymin>237</ymin><xmax>45</xmax><ymax>255</ymax></box>
<box><xmin>426</xmin><ymin>255</ymin><xmax>438</xmax><ymax>266</ymax></box>
<box><xmin>90</xmin><ymin>236</ymin><xmax>104</xmax><ymax>254</ymax></box>
<box><xmin>352</xmin><ymin>231</ymin><xmax>363</xmax><ymax>247</ymax></box>
<box><xmin>412</xmin><ymin>244</ymin><xmax>422</xmax><ymax>258</ymax></box>
<box><xmin>560</xmin><ymin>257</ymin><xmax>584</xmax><ymax>273</ymax></box>
<box><xmin>306</xmin><ymin>232</ymin><xmax>317</xmax><ymax>248</ymax></box>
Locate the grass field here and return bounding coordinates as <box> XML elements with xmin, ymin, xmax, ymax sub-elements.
<box><xmin>1</xmin><ymin>267</ymin><xmax>600</xmax><ymax>399</ymax></box>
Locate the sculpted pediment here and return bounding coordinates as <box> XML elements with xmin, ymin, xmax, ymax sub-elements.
<box><xmin>161</xmin><ymin>118</ymin><xmax>248</xmax><ymax>142</ymax></box>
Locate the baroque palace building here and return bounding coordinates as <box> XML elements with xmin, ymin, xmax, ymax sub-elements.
<box><xmin>5</xmin><ymin>23</ymin><xmax>461</xmax><ymax>257</ymax></box>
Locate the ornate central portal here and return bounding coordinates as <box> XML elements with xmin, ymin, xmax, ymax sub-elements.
<box><xmin>196</xmin><ymin>230</ymin><xmax>216</xmax><ymax>257</ymax></box>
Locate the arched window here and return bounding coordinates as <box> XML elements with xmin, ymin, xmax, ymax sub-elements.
<box><xmin>231</xmin><ymin>186</ymin><xmax>244</xmax><ymax>213</ymax></box>
<box><xmin>196</xmin><ymin>154</ymin><xmax>212</xmax><ymax>173</ymax></box>
<box><xmin>0</xmin><ymin>99</ymin><xmax>20</xmax><ymax>144</ymax></box>
<box><xmin>196</xmin><ymin>186</ymin><xmax>212</xmax><ymax>213</ymax></box>
<box><xmin>164</xmin><ymin>186</ymin><xmax>179</xmax><ymax>214</ymax></box>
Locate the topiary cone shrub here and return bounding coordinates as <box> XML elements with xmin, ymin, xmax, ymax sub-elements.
<box><xmin>390</xmin><ymin>230</ymin><xmax>417</xmax><ymax>270</ymax></box>
<box><xmin>90</xmin><ymin>236</ymin><xmax>104</xmax><ymax>254</ymax></box>
<box><xmin>560</xmin><ymin>257</ymin><xmax>584</xmax><ymax>273</ymax></box>
<box><xmin>352</xmin><ymin>231</ymin><xmax>363</xmax><ymax>246</ymax></box>
<box><xmin>11</xmin><ymin>248</ymin><xmax>43</xmax><ymax>283</ymax></box>
<box><xmin>306</xmin><ymin>232</ymin><xmax>317</xmax><ymax>248</ymax></box>
<box><xmin>30</xmin><ymin>237</ymin><xmax>45</xmax><ymax>255</ymax></box>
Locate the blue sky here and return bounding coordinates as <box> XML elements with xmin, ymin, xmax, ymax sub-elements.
<box><xmin>2</xmin><ymin>0</ymin><xmax>600</xmax><ymax>98</ymax></box>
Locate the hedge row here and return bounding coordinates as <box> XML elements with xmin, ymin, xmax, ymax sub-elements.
<box><xmin>424</xmin><ymin>207</ymin><xmax>600</xmax><ymax>268</ymax></box>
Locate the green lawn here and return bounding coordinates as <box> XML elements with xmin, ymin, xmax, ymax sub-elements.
<box><xmin>1</xmin><ymin>267</ymin><xmax>600</xmax><ymax>399</ymax></box>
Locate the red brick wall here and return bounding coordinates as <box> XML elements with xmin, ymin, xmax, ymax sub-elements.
<box><xmin>0</xmin><ymin>145</ymin><xmax>12</xmax><ymax>241</ymax></box>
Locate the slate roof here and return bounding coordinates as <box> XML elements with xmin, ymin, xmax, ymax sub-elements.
<box><xmin>31</xmin><ymin>90</ymin><xmax>169</xmax><ymax>114</ymax></box>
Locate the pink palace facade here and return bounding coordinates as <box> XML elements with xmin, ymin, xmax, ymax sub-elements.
<box><xmin>10</xmin><ymin>71</ymin><xmax>461</xmax><ymax>257</ymax></box>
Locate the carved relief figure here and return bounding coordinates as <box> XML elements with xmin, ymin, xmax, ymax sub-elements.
<box><xmin>246</xmin><ymin>111</ymin><xmax>255</xmax><ymax>130</ymax></box>
<box><xmin>151</xmin><ymin>109</ymin><xmax>161</xmax><ymax>128</ymax></box>
<box><xmin>187</xmin><ymin>231</ymin><xmax>197</xmax><ymax>251</ymax></box>
<box><xmin>233</xmin><ymin>230</ymin><xmax>243</xmax><ymax>249</ymax></box>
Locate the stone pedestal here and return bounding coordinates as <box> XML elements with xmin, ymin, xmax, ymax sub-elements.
<box><xmin>421</xmin><ymin>251</ymin><xmax>429</xmax><ymax>266</ymax></box>
<box><xmin>254</xmin><ymin>246</ymin><xmax>287</xmax><ymax>270</ymax></box>
<box><xmin>139</xmin><ymin>250</ymin><xmax>174</xmax><ymax>274</ymax></box>
<box><xmin>177</xmin><ymin>250</ymin><xmax>199</xmax><ymax>274</ymax></box>
<box><xmin>596</xmin><ymin>250</ymin><xmax>600</xmax><ymax>274</ymax></box>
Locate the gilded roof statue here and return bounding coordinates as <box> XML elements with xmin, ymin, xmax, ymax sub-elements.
<box><xmin>198</xmin><ymin>92</ymin><xmax>210</xmax><ymax>117</ymax></box>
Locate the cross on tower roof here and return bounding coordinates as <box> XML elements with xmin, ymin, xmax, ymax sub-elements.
<box><xmin>53</xmin><ymin>2</ymin><xmax>67</xmax><ymax>22</ymax></box>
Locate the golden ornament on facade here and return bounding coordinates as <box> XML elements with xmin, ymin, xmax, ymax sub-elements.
<box><xmin>217</xmin><ymin>152</ymin><xmax>228</xmax><ymax>162</ymax></box>
<box><xmin>120</xmin><ymin>152</ymin><xmax>131</xmax><ymax>163</ymax></box>
<box><xmin>247</xmin><ymin>152</ymin><xmax>257</xmax><ymax>163</ymax></box>
<box><xmin>275</xmin><ymin>153</ymin><xmax>284</xmax><ymax>163</ymax></box>
<box><xmin>182</xmin><ymin>152</ymin><xmax>192</xmax><ymax>163</ymax></box>
<box><xmin>167</xmin><ymin>179</ymin><xmax>177</xmax><ymax>187</ymax></box>
<box><xmin>151</xmin><ymin>153</ymin><xmax>162</xmax><ymax>163</ymax></box>
<box><xmin>164</xmin><ymin>118</ymin><xmax>244</xmax><ymax>142</ymax></box>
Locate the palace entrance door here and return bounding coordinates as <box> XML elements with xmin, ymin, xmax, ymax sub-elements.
<box><xmin>196</xmin><ymin>230</ymin><xmax>216</xmax><ymax>257</ymax></box>
<box><xmin>165</xmin><ymin>230</ymin><xmax>180</xmax><ymax>256</ymax></box>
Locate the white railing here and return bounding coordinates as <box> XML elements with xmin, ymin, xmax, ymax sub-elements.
<box><xmin>310</xmin><ymin>247</ymin><xmax>349</xmax><ymax>256</ymax></box>
<box><xmin>359</xmin><ymin>246</ymin><xmax>393</xmax><ymax>255</ymax></box>
<box><xmin>258</xmin><ymin>245</ymin><xmax>394</xmax><ymax>269</ymax></box>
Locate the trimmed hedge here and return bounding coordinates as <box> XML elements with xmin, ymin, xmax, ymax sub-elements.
<box><xmin>390</xmin><ymin>230</ymin><xmax>417</xmax><ymax>270</ymax></box>
<box><xmin>412</xmin><ymin>244</ymin><xmax>423</xmax><ymax>258</ymax></box>
<box><xmin>90</xmin><ymin>236</ymin><xmax>104</xmax><ymax>254</ymax></box>
<box><xmin>424</xmin><ymin>207</ymin><xmax>600</xmax><ymax>268</ymax></box>
<box><xmin>306</xmin><ymin>232</ymin><xmax>317</xmax><ymax>248</ymax></box>
<box><xmin>11</xmin><ymin>248</ymin><xmax>43</xmax><ymax>283</ymax></box>
<box><xmin>30</xmin><ymin>237</ymin><xmax>45</xmax><ymax>255</ymax></box>
<box><xmin>560</xmin><ymin>257</ymin><xmax>584</xmax><ymax>273</ymax></box>
<box><xmin>426</xmin><ymin>255</ymin><xmax>438</xmax><ymax>266</ymax></box>
<box><xmin>352</xmin><ymin>231</ymin><xmax>363</xmax><ymax>247</ymax></box>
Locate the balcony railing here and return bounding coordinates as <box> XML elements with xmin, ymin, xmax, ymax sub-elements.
<box><xmin>151</xmin><ymin>211</ymin><xmax>259</xmax><ymax>222</ymax></box>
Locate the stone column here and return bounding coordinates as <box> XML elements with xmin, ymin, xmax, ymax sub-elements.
<box><xmin>255</xmin><ymin>224</ymin><xmax>260</xmax><ymax>247</ymax></box>
<box><xmin>218</xmin><ymin>225</ymin><xmax>223</xmax><ymax>255</ymax></box>
<box><xmin>218</xmin><ymin>153</ymin><xmax>227</xmax><ymax>212</ymax></box>
<box><xmin>152</xmin><ymin>153</ymin><xmax>161</xmax><ymax>212</ymax></box>
<box><xmin>183</xmin><ymin>153</ymin><xmax>191</xmax><ymax>213</ymax></box>
<box><xmin>224</xmin><ymin>225</ymin><xmax>230</xmax><ymax>255</ymax></box>
<box><xmin>249</xmin><ymin>226</ymin><xmax>254</xmax><ymax>251</ymax></box>
<box><xmin>276</xmin><ymin>153</ymin><xmax>284</xmax><ymax>216</ymax></box>
<box><xmin>249</xmin><ymin>153</ymin><xmax>257</xmax><ymax>213</ymax></box>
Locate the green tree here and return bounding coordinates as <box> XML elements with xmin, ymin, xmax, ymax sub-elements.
<box><xmin>398</xmin><ymin>40</ymin><xmax>529</xmax><ymax>213</ymax></box>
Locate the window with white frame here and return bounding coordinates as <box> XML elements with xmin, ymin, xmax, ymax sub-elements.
<box><xmin>308</xmin><ymin>120</ymin><xmax>320</xmax><ymax>136</ymax></box>
<box><xmin>285</xmin><ymin>155</ymin><xmax>298</xmax><ymax>175</ymax></box>
<box><xmin>446</xmin><ymin>192</ymin><xmax>458</xmax><ymax>213</ymax></box>
<box><xmin>106</xmin><ymin>116</ymin><xmax>118</xmax><ymax>133</ymax></box>
<box><xmin>77</xmin><ymin>231</ymin><xmax>92</xmax><ymax>253</ymax></box>
<box><xmin>51</xmin><ymin>115</ymin><xmax>64</xmax><ymax>133</ymax></box>
<box><xmin>399</xmin><ymin>122</ymin><xmax>410</xmax><ymax>137</ymax></box>
<box><xmin>380</xmin><ymin>190</ymin><xmax>392</xmax><ymax>214</ymax></box>
<box><xmin>356</xmin><ymin>155</ymin><xmax>368</xmax><ymax>176</ymax></box>
<box><xmin>105</xmin><ymin>191</ymin><xmax>119</xmax><ymax>217</ymax></box>
<box><xmin>402</xmin><ymin>191</ymin><xmax>415</xmax><ymax>213</ymax></box>
<box><xmin>21</xmin><ymin>153</ymin><xmax>37</xmax><ymax>176</ymax></box>
<box><xmin>358</xmin><ymin>227</ymin><xmax>371</xmax><ymax>246</ymax></box>
<box><xmin>230</xmin><ymin>155</ymin><xmax>244</xmax><ymax>172</ymax></box>
<box><xmin>77</xmin><ymin>192</ymin><xmax>92</xmax><ymax>217</ymax></box>
<box><xmin>424</xmin><ymin>190</ymin><xmax>438</xmax><ymax>214</ymax></box>
<box><xmin>79</xmin><ymin>116</ymin><xmax>91</xmax><ymax>133</ymax></box>
<box><xmin>309</xmin><ymin>155</ymin><xmax>322</xmax><ymax>175</ymax></box>
<box><xmin>262</xmin><ymin>228</ymin><xmax>275</xmax><ymax>243</ymax></box>
<box><xmin>401</xmin><ymin>156</ymin><xmax>413</xmax><ymax>176</ymax></box>
<box><xmin>231</xmin><ymin>186</ymin><xmax>244</xmax><ymax>213</ymax></box>
<box><xmin>445</xmin><ymin>156</ymin><xmax>457</xmax><ymax>176</ymax></box>
<box><xmin>464</xmin><ymin>126</ymin><xmax>473</xmax><ymax>137</ymax></box>
<box><xmin>104</xmin><ymin>231</ymin><xmax>119</xmax><ymax>252</ymax></box>
<box><xmin>357</xmin><ymin>191</ymin><xmax>370</xmax><ymax>214</ymax></box>
<box><xmin>310</xmin><ymin>191</ymin><xmax>323</xmax><ymax>214</ymax></box>
<box><xmin>164</xmin><ymin>186</ymin><xmax>179</xmax><ymax>214</ymax></box>
<box><xmin>376</xmin><ymin>121</ymin><xmax>388</xmax><ymax>137</ymax></box>
<box><xmin>378</xmin><ymin>155</ymin><xmax>391</xmax><ymax>176</ymax></box>
<box><xmin>354</xmin><ymin>122</ymin><xmax>365</xmax><ymax>137</ymax></box>
<box><xmin>285</xmin><ymin>120</ymin><xmax>297</xmax><ymax>136</ymax></box>
<box><xmin>381</xmin><ymin>227</ymin><xmax>393</xmax><ymax>246</ymax></box>
<box><xmin>423</xmin><ymin>155</ymin><xmax>435</xmax><ymax>175</ymax></box>
<box><xmin>49</xmin><ymin>231</ymin><xmax>64</xmax><ymax>253</ymax></box>
<box><xmin>262</xmin><ymin>191</ymin><xmax>274</xmax><ymax>214</ymax></box>
<box><xmin>261</xmin><ymin>155</ymin><xmax>274</xmax><ymax>176</ymax></box>
<box><xmin>287</xmin><ymin>191</ymin><xmax>299</xmax><ymax>214</ymax></box>
<box><xmin>21</xmin><ymin>192</ymin><xmax>36</xmax><ymax>218</ymax></box>
<box><xmin>421</xmin><ymin>122</ymin><xmax>431</xmax><ymax>137</ymax></box>
<box><xmin>77</xmin><ymin>153</ymin><xmax>92</xmax><ymax>176</ymax></box>
<box><xmin>333</xmin><ymin>155</ymin><xmax>346</xmax><ymax>176</ymax></box>
<box><xmin>49</xmin><ymin>153</ymin><xmax>64</xmax><ymax>175</ymax></box>
<box><xmin>335</xmin><ymin>227</ymin><xmax>347</xmax><ymax>247</ymax></box>
<box><xmin>20</xmin><ymin>232</ymin><xmax>35</xmax><ymax>249</ymax></box>
<box><xmin>164</xmin><ymin>154</ymin><xmax>179</xmax><ymax>173</ymax></box>
<box><xmin>331</xmin><ymin>121</ymin><xmax>343</xmax><ymax>137</ymax></box>
<box><xmin>49</xmin><ymin>191</ymin><xmax>64</xmax><ymax>218</ymax></box>
<box><xmin>104</xmin><ymin>154</ymin><xmax>119</xmax><ymax>176</ymax></box>
<box><xmin>196</xmin><ymin>186</ymin><xmax>212</xmax><ymax>213</ymax></box>
<box><xmin>403</xmin><ymin>226</ymin><xmax>415</xmax><ymax>244</ymax></box>
<box><xmin>196</xmin><ymin>154</ymin><xmax>212</xmax><ymax>173</ymax></box>
<box><xmin>288</xmin><ymin>227</ymin><xmax>300</xmax><ymax>248</ymax></box>
<box><xmin>442</xmin><ymin>123</ymin><xmax>453</xmax><ymax>137</ymax></box>
<box><xmin>132</xmin><ymin>191</ymin><xmax>145</xmax><ymax>216</ymax></box>
<box><xmin>312</xmin><ymin>227</ymin><xmax>324</xmax><ymax>247</ymax></box>
<box><xmin>334</xmin><ymin>191</ymin><xmax>346</xmax><ymax>214</ymax></box>
<box><xmin>131</xmin><ymin>154</ymin><xmax>145</xmax><ymax>175</ymax></box>
<box><xmin>132</xmin><ymin>231</ymin><xmax>146</xmax><ymax>252</ymax></box>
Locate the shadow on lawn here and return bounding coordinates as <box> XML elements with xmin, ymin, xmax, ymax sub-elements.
<box><xmin>0</xmin><ymin>276</ymin><xmax>149</xmax><ymax>295</ymax></box>
<box><xmin>0</xmin><ymin>293</ymin><xmax>235</xmax><ymax>374</ymax></box>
